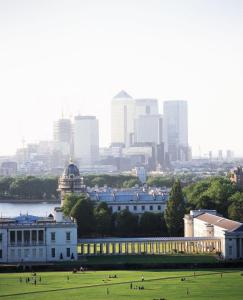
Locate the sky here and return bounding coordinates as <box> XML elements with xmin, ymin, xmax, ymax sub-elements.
<box><xmin>0</xmin><ymin>0</ymin><xmax>243</xmax><ymax>157</ymax></box>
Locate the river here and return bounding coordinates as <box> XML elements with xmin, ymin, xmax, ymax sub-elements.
<box><xmin>0</xmin><ymin>202</ymin><xmax>60</xmax><ymax>218</ymax></box>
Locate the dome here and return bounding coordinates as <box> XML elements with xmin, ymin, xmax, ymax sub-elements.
<box><xmin>63</xmin><ymin>163</ymin><xmax>80</xmax><ymax>177</ymax></box>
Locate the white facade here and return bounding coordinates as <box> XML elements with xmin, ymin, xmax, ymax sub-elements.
<box><xmin>184</xmin><ymin>210</ymin><xmax>243</xmax><ymax>260</ymax></box>
<box><xmin>111</xmin><ymin>90</ymin><xmax>135</xmax><ymax>147</ymax></box>
<box><xmin>53</xmin><ymin>118</ymin><xmax>72</xmax><ymax>156</ymax></box>
<box><xmin>0</xmin><ymin>208</ymin><xmax>77</xmax><ymax>263</ymax></box>
<box><xmin>163</xmin><ymin>100</ymin><xmax>188</xmax><ymax>161</ymax></box>
<box><xmin>73</xmin><ymin>116</ymin><xmax>99</xmax><ymax>165</ymax></box>
<box><xmin>134</xmin><ymin>114</ymin><xmax>163</xmax><ymax>144</ymax></box>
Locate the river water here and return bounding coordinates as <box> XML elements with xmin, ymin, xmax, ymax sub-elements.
<box><xmin>0</xmin><ymin>202</ymin><xmax>60</xmax><ymax>218</ymax></box>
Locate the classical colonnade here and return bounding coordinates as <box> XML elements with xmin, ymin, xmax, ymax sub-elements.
<box><xmin>78</xmin><ymin>237</ymin><xmax>221</xmax><ymax>256</ymax></box>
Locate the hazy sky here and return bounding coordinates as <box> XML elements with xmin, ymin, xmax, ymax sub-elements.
<box><xmin>0</xmin><ymin>0</ymin><xmax>243</xmax><ymax>157</ymax></box>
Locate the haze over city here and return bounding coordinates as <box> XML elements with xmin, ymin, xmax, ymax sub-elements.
<box><xmin>0</xmin><ymin>0</ymin><xmax>243</xmax><ymax>156</ymax></box>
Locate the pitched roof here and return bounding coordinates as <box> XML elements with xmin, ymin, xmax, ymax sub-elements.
<box><xmin>196</xmin><ymin>213</ymin><xmax>242</xmax><ymax>232</ymax></box>
<box><xmin>113</xmin><ymin>90</ymin><xmax>132</xmax><ymax>99</ymax></box>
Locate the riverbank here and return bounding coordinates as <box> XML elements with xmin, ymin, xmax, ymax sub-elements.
<box><xmin>0</xmin><ymin>199</ymin><xmax>59</xmax><ymax>204</ymax></box>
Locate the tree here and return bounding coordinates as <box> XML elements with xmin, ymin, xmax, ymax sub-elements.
<box><xmin>94</xmin><ymin>202</ymin><xmax>112</xmax><ymax>236</ymax></box>
<box><xmin>122</xmin><ymin>178</ymin><xmax>140</xmax><ymax>188</ymax></box>
<box><xmin>115</xmin><ymin>209</ymin><xmax>138</xmax><ymax>236</ymax></box>
<box><xmin>62</xmin><ymin>193</ymin><xmax>80</xmax><ymax>216</ymax></box>
<box><xmin>164</xmin><ymin>180</ymin><xmax>185</xmax><ymax>236</ymax></box>
<box><xmin>70</xmin><ymin>195</ymin><xmax>95</xmax><ymax>237</ymax></box>
<box><xmin>228</xmin><ymin>192</ymin><xmax>243</xmax><ymax>222</ymax></box>
<box><xmin>139</xmin><ymin>212</ymin><xmax>167</xmax><ymax>236</ymax></box>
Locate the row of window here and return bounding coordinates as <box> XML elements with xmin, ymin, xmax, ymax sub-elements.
<box><xmin>51</xmin><ymin>247</ymin><xmax>71</xmax><ymax>258</ymax></box>
<box><xmin>111</xmin><ymin>205</ymin><xmax>162</xmax><ymax>212</ymax></box>
<box><xmin>9</xmin><ymin>230</ymin><xmax>44</xmax><ymax>244</ymax></box>
<box><xmin>10</xmin><ymin>248</ymin><xmax>44</xmax><ymax>259</ymax></box>
<box><xmin>51</xmin><ymin>232</ymin><xmax>71</xmax><ymax>242</ymax></box>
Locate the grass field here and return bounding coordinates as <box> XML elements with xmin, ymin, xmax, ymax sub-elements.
<box><xmin>0</xmin><ymin>269</ymin><xmax>243</xmax><ymax>300</ymax></box>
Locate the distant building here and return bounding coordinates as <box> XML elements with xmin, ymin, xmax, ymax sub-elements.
<box><xmin>163</xmin><ymin>100</ymin><xmax>189</xmax><ymax>161</ymax></box>
<box><xmin>0</xmin><ymin>208</ymin><xmax>77</xmax><ymax>263</ymax></box>
<box><xmin>230</xmin><ymin>166</ymin><xmax>243</xmax><ymax>189</ymax></box>
<box><xmin>134</xmin><ymin>114</ymin><xmax>163</xmax><ymax>145</ymax></box>
<box><xmin>0</xmin><ymin>161</ymin><xmax>17</xmax><ymax>176</ymax></box>
<box><xmin>111</xmin><ymin>90</ymin><xmax>134</xmax><ymax>147</ymax></box>
<box><xmin>218</xmin><ymin>150</ymin><xmax>223</xmax><ymax>161</ymax></box>
<box><xmin>132</xmin><ymin>166</ymin><xmax>147</xmax><ymax>184</ymax></box>
<box><xmin>73</xmin><ymin>116</ymin><xmax>99</xmax><ymax>165</ymax></box>
<box><xmin>53</xmin><ymin>118</ymin><xmax>72</xmax><ymax>156</ymax></box>
<box><xmin>184</xmin><ymin>210</ymin><xmax>243</xmax><ymax>259</ymax></box>
<box><xmin>58</xmin><ymin>162</ymin><xmax>169</xmax><ymax>214</ymax></box>
<box><xmin>58</xmin><ymin>162</ymin><xmax>84</xmax><ymax>205</ymax></box>
<box><xmin>134</xmin><ymin>98</ymin><xmax>158</xmax><ymax>118</ymax></box>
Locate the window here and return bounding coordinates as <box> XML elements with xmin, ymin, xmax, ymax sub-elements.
<box><xmin>17</xmin><ymin>249</ymin><xmax>21</xmax><ymax>258</ymax></box>
<box><xmin>149</xmin><ymin>205</ymin><xmax>153</xmax><ymax>211</ymax></box>
<box><xmin>126</xmin><ymin>206</ymin><xmax>129</xmax><ymax>211</ymax></box>
<box><xmin>39</xmin><ymin>248</ymin><xmax>43</xmax><ymax>257</ymax></box>
<box><xmin>32</xmin><ymin>248</ymin><xmax>36</xmax><ymax>258</ymax></box>
<box><xmin>51</xmin><ymin>248</ymin><xmax>55</xmax><ymax>258</ymax></box>
<box><xmin>142</xmin><ymin>205</ymin><xmax>145</xmax><ymax>211</ymax></box>
<box><xmin>51</xmin><ymin>232</ymin><xmax>56</xmax><ymax>242</ymax></box>
<box><xmin>24</xmin><ymin>231</ymin><xmax>30</xmax><ymax>244</ymax></box>
<box><xmin>24</xmin><ymin>249</ymin><xmax>29</xmax><ymax>258</ymax></box>
<box><xmin>66</xmin><ymin>232</ymin><xmax>71</xmax><ymax>241</ymax></box>
<box><xmin>10</xmin><ymin>231</ymin><xmax>15</xmax><ymax>243</ymax></box>
<box><xmin>10</xmin><ymin>249</ymin><xmax>15</xmax><ymax>258</ymax></box>
<box><xmin>118</xmin><ymin>206</ymin><xmax>121</xmax><ymax>211</ymax></box>
<box><xmin>32</xmin><ymin>230</ymin><xmax>37</xmax><ymax>243</ymax></box>
<box><xmin>66</xmin><ymin>248</ymin><xmax>70</xmax><ymax>257</ymax></box>
<box><xmin>0</xmin><ymin>249</ymin><xmax>2</xmax><ymax>259</ymax></box>
<box><xmin>38</xmin><ymin>230</ymin><xmax>44</xmax><ymax>242</ymax></box>
<box><xmin>133</xmin><ymin>206</ymin><xmax>137</xmax><ymax>211</ymax></box>
<box><xmin>158</xmin><ymin>205</ymin><xmax>161</xmax><ymax>211</ymax></box>
<box><xmin>0</xmin><ymin>233</ymin><xmax>2</xmax><ymax>242</ymax></box>
<box><xmin>17</xmin><ymin>231</ymin><xmax>22</xmax><ymax>243</ymax></box>
<box><xmin>229</xmin><ymin>246</ymin><xmax>233</xmax><ymax>256</ymax></box>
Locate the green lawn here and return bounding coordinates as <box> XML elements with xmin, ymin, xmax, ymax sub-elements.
<box><xmin>0</xmin><ymin>269</ymin><xmax>243</xmax><ymax>299</ymax></box>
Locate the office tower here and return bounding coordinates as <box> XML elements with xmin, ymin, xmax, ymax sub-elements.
<box><xmin>163</xmin><ymin>100</ymin><xmax>189</xmax><ymax>161</ymax></box>
<box><xmin>73</xmin><ymin>116</ymin><xmax>99</xmax><ymax>165</ymax></box>
<box><xmin>134</xmin><ymin>114</ymin><xmax>163</xmax><ymax>144</ymax></box>
<box><xmin>226</xmin><ymin>150</ymin><xmax>234</xmax><ymax>161</ymax></box>
<box><xmin>53</xmin><ymin>118</ymin><xmax>72</xmax><ymax>156</ymax></box>
<box><xmin>134</xmin><ymin>98</ymin><xmax>158</xmax><ymax>118</ymax></box>
<box><xmin>218</xmin><ymin>150</ymin><xmax>223</xmax><ymax>160</ymax></box>
<box><xmin>111</xmin><ymin>90</ymin><xmax>135</xmax><ymax>147</ymax></box>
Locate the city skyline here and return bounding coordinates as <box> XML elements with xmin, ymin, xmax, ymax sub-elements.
<box><xmin>0</xmin><ymin>0</ymin><xmax>243</xmax><ymax>156</ymax></box>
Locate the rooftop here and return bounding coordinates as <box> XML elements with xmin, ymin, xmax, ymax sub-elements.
<box><xmin>196</xmin><ymin>213</ymin><xmax>242</xmax><ymax>232</ymax></box>
<box><xmin>113</xmin><ymin>90</ymin><xmax>132</xmax><ymax>99</ymax></box>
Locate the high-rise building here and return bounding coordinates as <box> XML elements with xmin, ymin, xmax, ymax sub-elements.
<box><xmin>134</xmin><ymin>114</ymin><xmax>163</xmax><ymax>145</ymax></box>
<box><xmin>53</xmin><ymin>118</ymin><xmax>72</xmax><ymax>156</ymax></box>
<box><xmin>163</xmin><ymin>100</ymin><xmax>189</xmax><ymax>161</ymax></box>
<box><xmin>134</xmin><ymin>98</ymin><xmax>158</xmax><ymax>118</ymax></box>
<box><xmin>73</xmin><ymin>116</ymin><xmax>99</xmax><ymax>165</ymax></box>
<box><xmin>111</xmin><ymin>90</ymin><xmax>135</xmax><ymax>147</ymax></box>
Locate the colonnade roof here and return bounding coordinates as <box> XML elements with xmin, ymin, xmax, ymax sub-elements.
<box><xmin>78</xmin><ymin>237</ymin><xmax>221</xmax><ymax>243</ymax></box>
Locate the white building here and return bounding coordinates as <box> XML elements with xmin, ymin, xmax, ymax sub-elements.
<box><xmin>184</xmin><ymin>210</ymin><xmax>243</xmax><ymax>259</ymax></box>
<box><xmin>53</xmin><ymin>118</ymin><xmax>72</xmax><ymax>156</ymax></box>
<box><xmin>0</xmin><ymin>208</ymin><xmax>77</xmax><ymax>263</ymax></box>
<box><xmin>111</xmin><ymin>90</ymin><xmax>135</xmax><ymax>147</ymax></box>
<box><xmin>73</xmin><ymin>116</ymin><xmax>99</xmax><ymax>165</ymax></box>
<box><xmin>163</xmin><ymin>100</ymin><xmax>189</xmax><ymax>161</ymax></box>
<box><xmin>134</xmin><ymin>114</ymin><xmax>163</xmax><ymax>145</ymax></box>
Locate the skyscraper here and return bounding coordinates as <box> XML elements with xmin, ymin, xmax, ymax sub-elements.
<box><xmin>163</xmin><ymin>100</ymin><xmax>189</xmax><ymax>161</ymax></box>
<box><xmin>53</xmin><ymin>118</ymin><xmax>72</xmax><ymax>156</ymax></box>
<box><xmin>111</xmin><ymin>90</ymin><xmax>134</xmax><ymax>147</ymax></box>
<box><xmin>73</xmin><ymin>116</ymin><xmax>99</xmax><ymax>165</ymax></box>
<box><xmin>134</xmin><ymin>98</ymin><xmax>158</xmax><ymax>118</ymax></box>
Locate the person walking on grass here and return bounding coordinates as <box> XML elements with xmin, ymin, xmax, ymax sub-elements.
<box><xmin>130</xmin><ymin>282</ymin><xmax>133</xmax><ymax>289</ymax></box>
<box><xmin>141</xmin><ymin>274</ymin><xmax>144</xmax><ymax>282</ymax></box>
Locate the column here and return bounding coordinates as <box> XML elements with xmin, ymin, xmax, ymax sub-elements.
<box><xmin>93</xmin><ymin>243</ymin><xmax>97</xmax><ymax>255</ymax></box>
<box><xmin>119</xmin><ymin>243</ymin><xmax>122</xmax><ymax>254</ymax></box>
<box><xmin>87</xmin><ymin>244</ymin><xmax>90</xmax><ymax>255</ymax></box>
<box><xmin>151</xmin><ymin>242</ymin><xmax>154</xmax><ymax>254</ymax></box>
<box><xmin>100</xmin><ymin>243</ymin><xmax>103</xmax><ymax>254</ymax></box>
<box><xmin>80</xmin><ymin>244</ymin><xmax>84</xmax><ymax>255</ymax></box>
<box><xmin>144</xmin><ymin>242</ymin><xmax>148</xmax><ymax>254</ymax></box>
<box><xmin>138</xmin><ymin>243</ymin><xmax>141</xmax><ymax>254</ymax></box>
